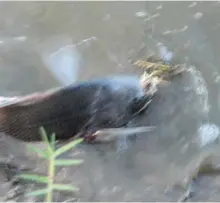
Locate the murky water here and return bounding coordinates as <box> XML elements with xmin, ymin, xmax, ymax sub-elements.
<box><xmin>1</xmin><ymin>1</ymin><xmax>220</xmax><ymax>201</ymax></box>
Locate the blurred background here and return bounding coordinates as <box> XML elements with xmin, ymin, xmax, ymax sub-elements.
<box><xmin>1</xmin><ymin>1</ymin><xmax>220</xmax><ymax>201</ymax></box>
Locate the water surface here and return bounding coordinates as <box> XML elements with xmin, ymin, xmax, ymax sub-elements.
<box><xmin>1</xmin><ymin>1</ymin><xmax>220</xmax><ymax>201</ymax></box>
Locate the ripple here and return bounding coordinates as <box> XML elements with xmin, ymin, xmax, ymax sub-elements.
<box><xmin>135</xmin><ymin>11</ymin><xmax>147</xmax><ymax>18</ymax></box>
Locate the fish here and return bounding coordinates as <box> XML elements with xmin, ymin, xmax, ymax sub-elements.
<box><xmin>0</xmin><ymin>75</ymin><xmax>156</xmax><ymax>143</ymax></box>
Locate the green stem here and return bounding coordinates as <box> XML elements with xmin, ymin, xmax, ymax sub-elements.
<box><xmin>46</xmin><ymin>155</ymin><xmax>55</xmax><ymax>202</ymax></box>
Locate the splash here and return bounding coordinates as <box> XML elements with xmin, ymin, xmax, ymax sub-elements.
<box><xmin>43</xmin><ymin>36</ymin><xmax>97</xmax><ymax>86</ymax></box>
<box><xmin>193</xmin><ymin>12</ymin><xmax>203</xmax><ymax>20</ymax></box>
<box><xmin>135</xmin><ymin>11</ymin><xmax>147</xmax><ymax>18</ymax></box>
<box><xmin>0</xmin><ymin>96</ymin><xmax>18</xmax><ymax>107</ymax></box>
<box><xmin>186</xmin><ymin>67</ymin><xmax>218</xmax><ymax>148</ymax></box>
<box><xmin>187</xmin><ymin>66</ymin><xmax>210</xmax><ymax>114</ymax></box>
<box><xmin>197</xmin><ymin>123</ymin><xmax>220</xmax><ymax>147</ymax></box>
<box><xmin>157</xmin><ymin>43</ymin><xmax>173</xmax><ymax>64</ymax></box>
<box><xmin>48</xmin><ymin>44</ymin><xmax>80</xmax><ymax>86</ymax></box>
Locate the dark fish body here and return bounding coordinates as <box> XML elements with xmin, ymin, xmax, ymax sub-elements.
<box><xmin>0</xmin><ymin>75</ymin><xmax>152</xmax><ymax>142</ymax></box>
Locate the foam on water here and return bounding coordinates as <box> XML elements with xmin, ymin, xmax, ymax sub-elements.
<box><xmin>197</xmin><ymin>123</ymin><xmax>220</xmax><ymax>147</ymax></box>
<box><xmin>0</xmin><ymin>96</ymin><xmax>19</xmax><ymax>107</ymax></box>
<box><xmin>185</xmin><ymin>66</ymin><xmax>220</xmax><ymax>147</ymax></box>
<box><xmin>187</xmin><ymin>66</ymin><xmax>210</xmax><ymax>114</ymax></box>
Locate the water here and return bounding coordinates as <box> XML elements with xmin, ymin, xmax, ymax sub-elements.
<box><xmin>1</xmin><ymin>1</ymin><xmax>220</xmax><ymax>201</ymax></box>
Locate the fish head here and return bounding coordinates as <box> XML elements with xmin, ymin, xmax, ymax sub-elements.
<box><xmin>139</xmin><ymin>72</ymin><xmax>160</xmax><ymax>97</ymax></box>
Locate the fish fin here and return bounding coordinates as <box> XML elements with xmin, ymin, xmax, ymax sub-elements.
<box><xmin>0</xmin><ymin>88</ymin><xmax>60</xmax><ymax>108</ymax></box>
<box><xmin>92</xmin><ymin>126</ymin><xmax>156</xmax><ymax>142</ymax></box>
<box><xmin>129</xmin><ymin>95</ymin><xmax>152</xmax><ymax>115</ymax></box>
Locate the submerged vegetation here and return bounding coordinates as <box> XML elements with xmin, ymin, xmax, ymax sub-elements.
<box><xmin>17</xmin><ymin>127</ymin><xmax>84</xmax><ymax>202</ymax></box>
<box><xmin>133</xmin><ymin>54</ymin><xmax>186</xmax><ymax>82</ymax></box>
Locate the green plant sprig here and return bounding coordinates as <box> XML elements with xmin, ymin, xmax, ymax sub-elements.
<box><xmin>17</xmin><ymin>126</ymin><xmax>84</xmax><ymax>202</ymax></box>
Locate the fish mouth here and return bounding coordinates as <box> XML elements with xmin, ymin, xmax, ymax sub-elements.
<box><xmin>139</xmin><ymin>72</ymin><xmax>160</xmax><ymax>97</ymax></box>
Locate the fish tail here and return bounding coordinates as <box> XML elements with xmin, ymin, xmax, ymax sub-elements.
<box><xmin>0</xmin><ymin>107</ymin><xmax>10</xmax><ymax>134</ymax></box>
<box><xmin>0</xmin><ymin>96</ymin><xmax>32</xmax><ymax>141</ymax></box>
